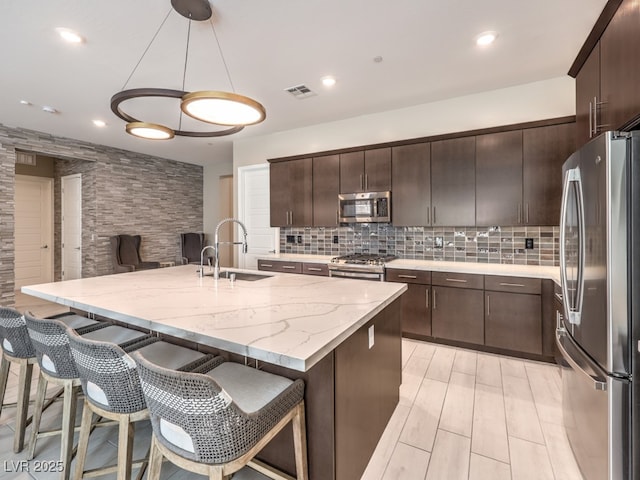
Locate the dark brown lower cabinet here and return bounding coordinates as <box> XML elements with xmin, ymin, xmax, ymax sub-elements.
<box><xmin>400</xmin><ymin>284</ymin><xmax>431</xmax><ymax>337</ymax></box>
<box><xmin>485</xmin><ymin>291</ymin><xmax>542</xmax><ymax>355</ymax></box>
<box><xmin>432</xmin><ymin>286</ymin><xmax>484</xmax><ymax>345</ymax></box>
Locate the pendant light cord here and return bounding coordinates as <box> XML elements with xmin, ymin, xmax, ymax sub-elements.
<box><xmin>120</xmin><ymin>8</ymin><xmax>173</xmax><ymax>91</ymax></box>
<box><xmin>208</xmin><ymin>19</ymin><xmax>235</xmax><ymax>93</ymax></box>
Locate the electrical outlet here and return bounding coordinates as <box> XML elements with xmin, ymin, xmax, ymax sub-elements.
<box><xmin>525</xmin><ymin>238</ymin><xmax>534</xmax><ymax>249</ymax></box>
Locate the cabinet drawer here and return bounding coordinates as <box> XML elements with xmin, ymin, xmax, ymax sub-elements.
<box><xmin>432</xmin><ymin>272</ymin><xmax>483</xmax><ymax>290</ymax></box>
<box><xmin>485</xmin><ymin>275</ymin><xmax>541</xmax><ymax>295</ymax></box>
<box><xmin>257</xmin><ymin>259</ymin><xmax>302</xmax><ymax>273</ymax></box>
<box><xmin>385</xmin><ymin>269</ymin><xmax>431</xmax><ymax>284</ymax></box>
<box><xmin>302</xmin><ymin>263</ymin><xmax>329</xmax><ymax>276</ymax></box>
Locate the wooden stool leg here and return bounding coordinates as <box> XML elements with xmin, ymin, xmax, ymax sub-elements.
<box><xmin>60</xmin><ymin>382</ymin><xmax>78</xmax><ymax>480</ymax></box>
<box><xmin>27</xmin><ymin>373</ymin><xmax>48</xmax><ymax>460</ymax></box>
<box><xmin>0</xmin><ymin>355</ymin><xmax>9</xmax><ymax>417</ymax></box>
<box><xmin>146</xmin><ymin>435</ymin><xmax>163</xmax><ymax>480</ymax></box>
<box><xmin>13</xmin><ymin>361</ymin><xmax>33</xmax><ymax>453</ymax></box>
<box><xmin>74</xmin><ymin>398</ymin><xmax>94</xmax><ymax>480</ymax></box>
<box><xmin>292</xmin><ymin>401</ymin><xmax>309</xmax><ymax>480</ymax></box>
<box><xmin>117</xmin><ymin>415</ymin><xmax>134</xmax><ymax>480</ymax></box>
<box><xmin>208</xmin><ymin>465</ymin><xmax>224</xmax><ymax>480</ymax></box>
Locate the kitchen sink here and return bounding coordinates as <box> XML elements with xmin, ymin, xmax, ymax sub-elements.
<box><xmin>213</xmin><ymin>270</ymin><xmax>271</xmax><ymax>281</ymax></box>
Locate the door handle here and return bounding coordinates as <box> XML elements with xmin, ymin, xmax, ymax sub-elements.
<box><xmin>487</xmin><ymin>294</ymin><xmax>490</xmax><ymax>316</ymax></box>
<box><xmin>41</xmin><ymin>245</ymin><xmax>48</xmax><ymax>249</ymax></box>
<box><xmin>426</xmin><ymin>287</ymin><xmax>429</xmax><ymax>309</ymax></box>
<box><xmin>433</xmin><ymin>289</ymin><xmax>437</xmax><ymax>310</ymax></box>
<box><xmin>556</xmin><ymin>328</ymin><xmax>607</xmax><ymax>391</ymax></box>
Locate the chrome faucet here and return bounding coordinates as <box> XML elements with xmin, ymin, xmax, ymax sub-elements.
<box><xmin>214</xmin><ymin>218</ymin><xmax>248</xmax><ymax>280</ymax></box>
<box><xmin>199</xmin><ymin>245</ymin><xmax>216</xmax><ymax>277</ymax></box>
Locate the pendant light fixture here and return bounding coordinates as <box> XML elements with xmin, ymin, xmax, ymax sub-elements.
<box><xmin>110</xmin><ymin>0</ymin><xmax>266</xmax><ymax>140</ymax></box>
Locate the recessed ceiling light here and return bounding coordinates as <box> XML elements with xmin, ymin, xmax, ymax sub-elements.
<box><xmin>56</xmin><ymin>27</ymin><xmax>85</xmax><ymax>44</ymax></box>
<box><xmin>92</xmin><ymin>120</ymin><xmax>106</xmax><ymax>127</ymax></box>
<box><xmin>476</xmin><ymin>31</ymin><xmax>498</xmax><ymax>47</ymax></box>
<box><xmin>321</xmin><ymin>76</ymin><xmax>337</xmax><ymax>87</ymax></box>
<box><xmin>42</xmin><ymin>106</ymin><xmax>58</xmax><ymax>114</ymax></box>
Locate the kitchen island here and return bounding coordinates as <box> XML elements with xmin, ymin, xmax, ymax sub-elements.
<box><xmin>22</xmin><ymin>265</ymin><xmax>406</xmax><ymax>480</ymax></box>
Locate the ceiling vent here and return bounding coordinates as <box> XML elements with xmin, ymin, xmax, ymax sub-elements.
<box><xmin>15</xmin><ymin>151</ymin><xmax>36</xmax><ymax>166</ymax></box>
<box><xmin>284</xmin><ymin>84</ymin><xmax>316</xmax><ymax>99</ymax></box>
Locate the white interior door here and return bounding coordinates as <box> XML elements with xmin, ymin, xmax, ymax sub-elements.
<box><xmin>14</xmin><ymin>175</ymin><xmax>53</xmax><ymax>288</ymax></box>
<box><xmin>61</xmin><ymin>174</ymin><xmax>82</xmax><ymax>280</ymax></box>
<box><xmin>237</xmin><ymin>164</ymin><xmax>278</xmax><ymax>269</ymax></box>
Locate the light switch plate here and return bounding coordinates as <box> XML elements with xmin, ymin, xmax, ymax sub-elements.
<box><xmin>368</xmin><ymin>325</ymin><xmax>375</xmax><ymax>349</ymax></box>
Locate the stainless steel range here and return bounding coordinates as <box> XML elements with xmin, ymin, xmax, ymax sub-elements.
<box><xmin>328</xmin><ymin>253</ymin><xmax>396</xmax><ymax>281</ymax></box>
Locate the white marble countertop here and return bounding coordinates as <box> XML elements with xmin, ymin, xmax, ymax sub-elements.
<box><xmin>22</xmin><ymin>265</ymin><xmax>406</xmax><ymax>372</ymax></box>
<box><xmin>386</xmin><ymin>259</ymin><xmax>560</xmax><ymax>285</ymax></box>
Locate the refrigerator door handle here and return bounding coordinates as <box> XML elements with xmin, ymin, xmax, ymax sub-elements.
<box><xmin>556</xmin><ymin>327</ymin><xmax>608</xmax><ymax>391</ymax></box>
<box><xmin>559</xmin><ymin>167</ymin><xmax>586</xmax><ymax>325</ymax></box>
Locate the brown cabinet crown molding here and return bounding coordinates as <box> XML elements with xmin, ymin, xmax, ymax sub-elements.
<box><xmin>568</xmin><ymin>0</ymin><xmax>624</xmax><ymax>78</ymax></box>
<box><xmin>267</xmin><ymin>116</ymin><xmax>576</xmax><ymax>164</ymax></box>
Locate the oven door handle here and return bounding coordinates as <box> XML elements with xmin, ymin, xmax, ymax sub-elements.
<box><xmin>329</xmin><ymin>270</ymin><xmax>383</xmax><ymax>281</ymax></box>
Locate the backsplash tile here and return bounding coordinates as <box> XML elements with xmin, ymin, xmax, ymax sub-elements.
<box><xmin>280</xmin><ymin>224</ymin><xmax>559</xmax><ymax>266</ymax></box>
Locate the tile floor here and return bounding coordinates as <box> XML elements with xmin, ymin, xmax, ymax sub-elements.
<box><xmin>2</xmin><ymin>294</ymin><xmax>583</xmax><ymax>479</ymax></box>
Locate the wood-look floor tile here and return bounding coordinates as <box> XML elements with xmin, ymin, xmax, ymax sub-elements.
<box><xmin>425</xmin><ymin>346</ymin><xmax>455</xmax><ymax>383</ymax></box>
<box><xmin>424</xmin><ymin>429</ymin><xmax>471</xmax><ymax>480</ymax></box>
<box><xmin>412</xmin><ymin>341</ymin><xmax>437</xmax><ymax>360</ymax></box>
<box><xmin>541</xmin><ymin>420</ymin><xmax>585</xmax><ymax>480</ymax></box>
<box><xmin>476</xmin><ymin>354</ymin><xmax>502</xmax><ymax>388</ymax></box>
<box><xmin>399</xmin><ymin>378</ymin><xmax>447</xmax><ymax>452</ymax></box>
<box><xmin>468</xmin><ymin>453</ymin><xmax>511</xmax><ymax>480</ymax></box>
<box><xmin>361</xmin><ymin>404</ymin><xmax>412</xmax><ymax>480</ymax></box>
<box><xmin>453</xmin><ymin>349</ymin><xmax>477</xmax><ymax>376</ymax></box>
<box><xmin>381</xmin><ymin>442</ymin><xmax>430</xmax><ymax>480</ymax></box>
<box><xmin>503</xmin><ymin>374</ymin><xmax>545</xmax><ymax>444</ymax></box>
<box><xmin>439</xmin><ymin>371</ymin><xmax>475</xmax><ymax>437</ymax></box>
<box><xmin>500</xmin><ymin>357</ymin><xmax>527</xmax><ymax>379</ymax></box>
<box><xmin>525</xmin><ymin>363</ymin><xmax>562</xmax><ymax>425</ymax></box>
<box><xmin>402</xmin><ymin>339</ymin><xmax>418</xmax><ymax>368</ymax></box>
<box><xmin>509</xmin><ymin>436</ymin><xmax>555</xmax><ymax>480</ymax></box>
<box><xmin>472</xmin><ymin>382</ymin><xmax>510</xmax><ymax>464</ymax></box>
<box><xmin>400</xmin><ymin>355</ymin><xmax>431</xmax><ymax>406</ymax></box>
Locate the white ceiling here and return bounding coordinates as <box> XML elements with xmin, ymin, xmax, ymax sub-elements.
<box><xmin>0</xmin><ymin>0</ymin><xmax>607</xmax><ymax>166</ymax></box>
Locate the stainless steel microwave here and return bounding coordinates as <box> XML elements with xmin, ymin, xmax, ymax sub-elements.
<box><xmin>338</xmin><ymin>191</ymin><xmax>391</xmax><ymax>223</ymax></box>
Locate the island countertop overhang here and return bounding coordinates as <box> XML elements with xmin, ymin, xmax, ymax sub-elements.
<box><xmin>22</xmin><ymin>265</ymin><xmax>407</xmax><ymax>372</ymax></box>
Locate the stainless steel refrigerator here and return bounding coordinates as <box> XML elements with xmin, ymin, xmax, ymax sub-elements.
<box><xmin>559</xmin><ymin>130</ymin><xmax>640</xmax><ymax>480</ymax></box>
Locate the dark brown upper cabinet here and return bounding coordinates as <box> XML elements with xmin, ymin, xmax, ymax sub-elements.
<box><xmin>574</xmin><ymin>0</ymin><xmax>640</xmax><ymax>148</ymax></box>
<box><xmin>575</xmin><ymin>43</ymin><xmax>601</xmax><ymax>148</ymax></box>
<box><xmin>475</xmin><ymin>130</ymin><xmax>523</xmax><ymax>226</ymax></box>
<box><xmin>269</xmin><ymin>158</ymin><xmax>313</xmax><ymax>227</ymax></box>
<box><xmin>600</xmin><ymin>0</ymin><xmax>640</xmax><ymax>134</ymax></box>
<box><xmin>391</xmin><ymin>143</ymin><xmax>431</xmax><ymax>226</ymax></box>
<box><xmin>339</xmin><ymin>148</ymin><xmax>391</xmax><ymax>193</ymax></box>
<box><xmin>523</xmin><ymin>123</ymin><xmax>576</xmax><ymax>225</ymax></box>
<box><xmin>312</xmin><ymin>154</ymin><xmax>340</xmax><ymax>227</ymax></box>
<box><xmin>431</xmin><ymin>136</ymin><xmax>476</xmax><ymax>226</ymax></box>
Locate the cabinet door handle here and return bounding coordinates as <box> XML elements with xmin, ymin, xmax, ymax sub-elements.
<box><xmin>593</xmin><ymin>96</ymin><xmax>598</xmax><ymax>135</ymax></box>
<box><xmin>336</xmin><ymin>210</ymin><xmax>339</xmax><ymax>225</ymax></box>
<box><xmin>398</xmin><ymin>274</ymin><xmax>417</xmax><ymax>279</ymax></box>
<box><xmin>307</xmin><ymin>267</ymin><xmax>322</xmax><ymax>272</ymax></box>
<box><xmin>555</xmin><ymin>292</ymin><xmax>563</xmax><ymax>302</ymax></box>
<box><xmin>433</xmin><ymin>289</ymin><xmax>437</xmax><ymax>310</ymax></box>
<box><xmin>365</xmin><ymin>174</ymin><xmax>368</xmax><ymax>191</ymax></box>
<box><xmin>525</xmin><ymin>203</ymin><xmax>529</xmax><ymax>224</ymax></box>
<box><xmin>517</xmin><ymin>204</ymin><xmax>521</xmax><ymax>224</ymax></box>
<box><xmin>360</xmin><ymin>174</ymin><xmax>364</xmax><ymax>191</ymax></box>
<box><xmin>445</xmin><ymin>278</ymin><xmax>467</xmax><ymax>283</ymax></box>
<box><xmin>261</xmin><ymin>264</ymin><xmax>273</xmax><ymax>268</ymax></box>
<box><xmin>487</xmin><ymin>294</ymin><xmax>490</xmax><ymax>316</ymax></box>
<box><xmin>282</xmin><ymin>265</ymin><xmax>297</xmax><ymax>270</ymax></box>
<box><xmin>433</xmin><ymin>206</ymin><xmax>436</xmax><ymax>224</ymax></box>
<box><xmin>499</xmin><ymin>282</ymin><xmax>526</xmax><ymax>288</ymax></box>
<box><xmin>426</xmin><ymin>287</ymin><xmax>429</xmax><ymax>309</ymax></box>
<box><xmin>426</xmin><ymin>206</ymin><xmax>430</xmax><ymax>225</ymax></box>
<box><xmin>589</xmin><ymin>99</ymin><xmax>593</xmax><ymax>137</ymax></box>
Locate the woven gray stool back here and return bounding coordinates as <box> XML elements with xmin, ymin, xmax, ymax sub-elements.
<box><xmin>135</xmin><ymin>355</ymin><xmax>305</xmax><ymax>465</ymax></box>
<box><xmin>0</xmin><ymin>307</ymin><xmax>35</xmax><ymax>359</ymax></box>
<box><xmin>24</xmin><ymin>312</ymin><xmax>87</xmax><ymax>379</ymax></box>
<box><xmin>68</xmin><ymin>330</ymin><xmax>149</xmax><ymax>414</ymax></box>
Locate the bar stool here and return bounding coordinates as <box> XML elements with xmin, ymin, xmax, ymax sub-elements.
<box><xmin>24</xmin><ymin>312</ymin><xmax>152</xmax><ymax>480</ymax></box>
<box><xmin>68</xmin><ymin>329</ymin><xmax>217</xmax><ymax>480</ymax></box>
<box><xmin>133</xmin><ymin>353</ymin><xmax>309</xmax><ymax>480</ymax></box>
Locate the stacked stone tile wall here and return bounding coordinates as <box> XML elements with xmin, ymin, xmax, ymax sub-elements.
<box><xmin>0</xmin><ymin>124</ymin><xmax>203</xmax><ymax>306</ymax></box>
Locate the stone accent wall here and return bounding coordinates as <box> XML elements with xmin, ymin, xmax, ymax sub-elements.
<box><xmin>280</xmin><ymin>224</ymin><xmax>560</xmax><ymax>266</ymax></box>
<box><xmin>0</xmin><ymin>124</ymin><xmax>203</xmax><ymax>306</ymax></box>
